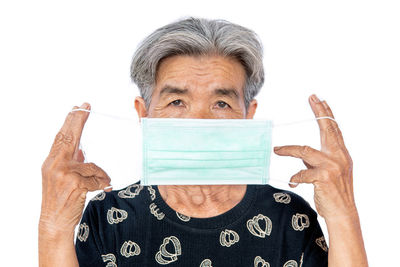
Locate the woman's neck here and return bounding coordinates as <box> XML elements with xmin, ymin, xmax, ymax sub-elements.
<box><xmin>157</xmin><ymin>184</ymin><xmax>247</xmax><ymax>218</ymax></box>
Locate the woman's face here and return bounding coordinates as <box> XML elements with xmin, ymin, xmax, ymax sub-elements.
<box><xmin>135</xmin><ymin>55</ymin><xmax>257</xmax><ymax>120</ymax></box>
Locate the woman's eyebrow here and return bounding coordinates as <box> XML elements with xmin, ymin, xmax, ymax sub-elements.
<box><xmin>159</xmin><ymin>86</ymin><xmax>189</xmax><ymax>97</ymax></box>
<box><xmin>213</xmin><ymin>88</ymin><xmax>239</xmax><ymax>100</ymax></box>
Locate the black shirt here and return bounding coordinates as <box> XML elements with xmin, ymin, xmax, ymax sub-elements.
<box><xmin>75</xmin><ymin>181</ymin><xmax>328</xmax><ymax>266</ymax></box>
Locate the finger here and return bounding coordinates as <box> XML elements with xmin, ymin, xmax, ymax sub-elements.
<box><xmin>302</xmin><ymin>159</ymin><xmax>312</xmax><ymax>169</ymax></box>
<box><xmin>321</xmin><ymin>100</ymin><xmax>345</xmax><ymax>148</ymax></box>
<box><xmin>69</xmin><ymin>103</ymin><xmax>91</xmax><ymax>157</ymax></box>
<box><xmin>320</xmin><ymin>100</ymin><xmax>335</xmax><ymax>119</ymax></box>
<box><xmin>309</xmin><ymin>95</ymin><xmax>341</xmax><ymax>152</ymax></box>
<box><xmin>70</xmin><ymin>162</ymin><xmax>111</xmax><ymax>191</ymax></box>
<box><xmin>80</xmin><ymin>176</ymin><xmax>112</xmax><ymax>191</ymax></box>
<box><xmin>289</xmin><ymin>168</ymin><xmax>319</xmax><ymax>188</ymax></box>
<box><xmin>70</xmin><ymin>162</ymin><xmax>110</xmax><ymax>181</ymax></box>
<box><xmin>73</xmin><ymin>149</ymin><xmax>85</xmax><ymax>163</ymax></box>
<box><xmin>274</xmin><ymin>145</ymin><xmax>332</xmax><ymax>167</ymax></box>
<box><xmin>48</xmin><ymin>106</ymin><xmax>78</xmax><ymax>159</ymax></box>
<box><xmin>49</xmin><ymin>103</ymin><xmax>91</xmax><ymax>159</ymax></box>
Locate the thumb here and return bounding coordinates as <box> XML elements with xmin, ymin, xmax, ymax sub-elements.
<box><xmin>70</xmin><ymin>162</ymin><xmax>112</xmax><ymax>191</ymax></box>
<box><xmin>81</xmin><ymin>176</ymin><xmax>112</xmax><ymax>192</ymax></box>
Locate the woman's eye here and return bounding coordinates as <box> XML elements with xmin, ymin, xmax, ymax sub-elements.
<box><xmin>216</xmin><ymin>101</ymin><xmax>230</xmax><ymax>109</ymax></box>
<box><xmin>170</xmin><ymin>99</ymin><xmax>183</xmax><ymax>106</ymax></box>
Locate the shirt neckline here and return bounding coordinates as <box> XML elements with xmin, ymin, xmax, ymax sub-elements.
<box><xmin>152</xmin><ymin>184</ymin><xmax>257</xmax><ymax>230</ymax></box>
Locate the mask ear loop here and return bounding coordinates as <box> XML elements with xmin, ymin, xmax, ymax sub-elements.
<box><xmin>272</xmin><ymin>116</ymin><xmax>337</xmax><ymax>127</ymax></box>
<box><xmin>270</xmin><ymin>116</ymin><xmax>336</xmax><ymax>186</ymax></box>
<box><xmin>71</xmin><ymin>109</ymin><xmax>337</xmax><ymax>127</ymax></box>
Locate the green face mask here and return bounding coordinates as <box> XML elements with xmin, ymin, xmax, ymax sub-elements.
<box><xmin>140</xmin><ymin>118</ymin><xmax>273</xmax><ymax>185</ymax></box>
<box><xmin>71</xmin><ymin>108</ymin><xmax>335</xmax><ymax>186</ymax></box>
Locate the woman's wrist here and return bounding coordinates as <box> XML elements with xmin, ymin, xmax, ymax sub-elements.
<box><xmin>39</xmin><ymin>221</ymin><xmax>78</xmax><ymax>267</ymax></box>
<box><xmin>324</xmin><ymin>207</ymin><xmax>368</xmax><ymax>266</ymax></box>
<box><xmin>323</xmin><ymin>201</ymin><xmax>359</xmax><ymax>224</ymax></box>
<box><xmin>39</xmin><ymin>219</ymin><xmax>76</xmax><ymax>244</ymax></box>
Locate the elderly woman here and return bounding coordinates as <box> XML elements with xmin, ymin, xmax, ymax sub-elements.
<box><xmin>39</xmin><ymin>17</ymin><xmax>368</xmax><ymax>266</ymax></box>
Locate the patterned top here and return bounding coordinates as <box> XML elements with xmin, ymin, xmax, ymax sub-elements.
<box><xmin>75</xmin><ymin>181</ymin><xmax>328</xmax><ymax>266</ymax></box>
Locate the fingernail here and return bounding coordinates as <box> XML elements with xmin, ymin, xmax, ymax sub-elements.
<box><xmin>103</xmin><ymin>185</ymin><xmax>113</xmax><ymax>191</ymax></box>
<box><xmin>274</xmin><ymin>146</ymin><xmax>282</xmax><ymax>151</ymax></box>
<box><xmin>311</xmin><ymin>94</ymin><xmax>320</xmax><ymax>103</ymax></box>
<box><xmin>82</xmin><ymin>102</ymin><xmax>90</xmax><ymax>109</ymax></box>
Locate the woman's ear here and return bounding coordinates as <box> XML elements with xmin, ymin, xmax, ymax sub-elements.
<box><xmin>245</xmin><ymin>99</ymin><xmax>258</xmax><ymax>119</ymax></box>
<box><xmin>134</xmin><ymin>96</ymin><xmax>148</xmax><ymax>122</ymax></box>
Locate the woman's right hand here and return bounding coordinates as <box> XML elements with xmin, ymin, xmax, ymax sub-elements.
<box><xmin>39</xmin><ymin>103</ymin><xmax>112</xmax><ymax>241</ymax></box>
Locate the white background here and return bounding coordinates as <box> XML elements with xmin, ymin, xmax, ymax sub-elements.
<box><xmin>1</xmin><ymin>0</ymin><xmax>399</xmax><ymax>265</ymax></box>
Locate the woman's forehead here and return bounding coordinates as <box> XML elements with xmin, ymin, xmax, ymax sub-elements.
<box><xmin>154</xmin><ymin>55</ymin><xmax>246</xmax><ymax>95</ymax></box>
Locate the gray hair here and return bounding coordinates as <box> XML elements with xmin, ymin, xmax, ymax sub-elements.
<box><xmin>130</xmin><ymin>17</ymin><xmax>264</xmax><ymax>114</ymax></box>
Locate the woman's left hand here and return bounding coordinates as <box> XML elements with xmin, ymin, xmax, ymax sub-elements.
<box><xmin>274</xmin><ymin>94</ymin><xmax>357</xmax><ymax>221</ymax></box>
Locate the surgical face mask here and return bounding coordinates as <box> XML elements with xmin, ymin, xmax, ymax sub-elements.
<box><xmin>141</xmin><ymin>118</ymin><xmax>272</xmax><ymax>186</ymax></box>
<box><xmin>72</xmin><ymin>108</ymin><xmax>335</xmax><ymax>186</ymax></box>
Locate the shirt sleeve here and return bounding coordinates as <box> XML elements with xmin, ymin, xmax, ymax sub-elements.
<box><xmin>75</xmin><ymin>201</ymin><xmax>105</xmax><ymax>267</ymax></box>
<box><xmin>302</xmin><ymin>216</ymin><xmax>329</xmax><ymax>266</ymax></box>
